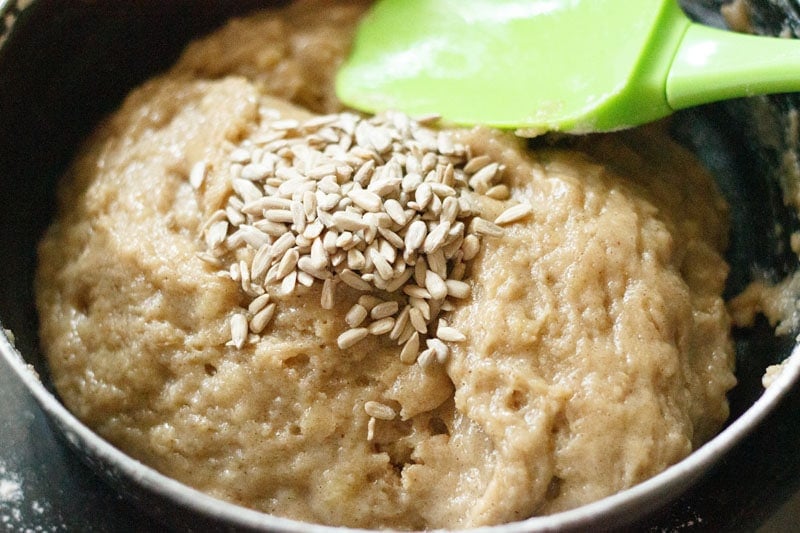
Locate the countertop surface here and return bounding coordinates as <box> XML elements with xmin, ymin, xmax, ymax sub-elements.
<box><xmin>3</xmin><ymin>350</ymin><xmax>800</xmax><ymax>532</ymax></box>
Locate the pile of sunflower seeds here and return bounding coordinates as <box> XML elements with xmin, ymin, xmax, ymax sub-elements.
<box><xmin>197</xmin><ymin>110</ymin><xmax>531</xmax><ymax>367</ymax></box>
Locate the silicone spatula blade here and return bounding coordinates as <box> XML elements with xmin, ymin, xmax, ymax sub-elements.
<box><xmin>335</xmin><ymin>0</ymin><xmax>800</xmax><ymax>134</ymax></box>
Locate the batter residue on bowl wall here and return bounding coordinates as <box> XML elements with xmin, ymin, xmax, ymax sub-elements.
<box><xmin>35</xmin><ymin>0</ymin><xmax>736</xmax><ymax>529</ymax></box>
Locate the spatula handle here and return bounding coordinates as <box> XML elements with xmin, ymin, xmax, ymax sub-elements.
<box><xmin>667</xmin><ymin>23</ymin><xmax>800</xmax><ymax>111</ymax></box>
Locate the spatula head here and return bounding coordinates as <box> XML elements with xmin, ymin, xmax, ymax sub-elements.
<box><xmin>336</xmin><ymin>0</ymin><xmax>689</xmax><ymax>134</ymax></box>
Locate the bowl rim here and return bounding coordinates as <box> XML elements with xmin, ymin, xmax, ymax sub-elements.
<box><xmin>3</xmin><ymin>328</ymin><xmax>798</xmax><ymax>532</ymax></box>
<box><xmin>3</xmin><ymin>0</ymin><xmax>799</xmax><ymax>527</ymax></box>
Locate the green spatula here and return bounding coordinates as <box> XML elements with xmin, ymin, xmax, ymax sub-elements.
<box><xmin>335</xmin><ymin>0</ymin><xmax>800</xmax><ymax>134</ymax></box>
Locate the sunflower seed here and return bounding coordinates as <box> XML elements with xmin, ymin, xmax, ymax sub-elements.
<box><xmin>442</xmin><ymin>236</ymin><xmax>464</xmax><ymax>260</ymax></box>
<box><xmin>346</xmin><ymin>303</ymin><xmax>368</xmax><ymax>328</ymax></box>
<box><xmin>441</xmin><ymin>162</ymin><xmax>456</xmax><ymax>187</ymax></box>
<box><xmin>369</xmin><ymin>317</ymin><xmax>395</xmax><ymax>335</ymax></box>
<box><xmin>371</xmin><ymin>301</ymin><xmax>399</xmax><ymax>320</ymax></box>
<box><xmin>445</xmin><ymin>279</ymin><xmax>471</xmax><ymax>299</ymax></box>
<box><xmin>404</xmin><ymin>220</ymin><xmax>427</xmax><ymax>252</ymax></box>
<box><xmin>470</xmin><ymin>217</ymin><xmax>504</xmax><ymax>237</ymax></box>
<box><xmin>190</xmin><ymin>160</ymin><xmax>208</xmax><ymax>189</ymax></box>
<box><xmin>423</xmin><ymin>221</ymin><xmax>451</xmax><ymax>254</ymax></box>
<box><xmin>241</xmin><ymin>162</ymin><xmax>272</xmax><ymax>181</ymax></box>
<box><xmin>427</xmin><ymin>249</ymin><xmax>447</xmax><ymax>279</ymax></box>
<box><xmin>307</xmin><ymin>163</ymin><xmax>338</xmax><ymax>179</ymax></box>
<box><xmin>230</xmin><ymin>313</ymin><xmax>248</xmax><ymax>349</ymax></box>
<box><xmin>239</xmin><ymin>259</ymin><xmax>252</xmax><ymax>290</ymax></box>
<box><xmin>414</xmin><ymin>257</ymin><xmax>428</xmax><ymax>287</ymax></box>
<box><xmin>396</xmin><ymin>319</ymin><xmax>417</xmax><ymax>345</ymax></box>
<box><xmin>340</xmin><ymin>269</ymin><xmax>372</xmax><ymax>291</ymax></box>
<box><xmin>242</xmin><ymin>196</ymin><xmax>292</xmax><ymax>214</ymax></box>
<box><xmin>280</xmin><ymin>270</ymin><xmax>297</xmax><ymax>296</ymax></box>
<box><xmin>271</xmin><ymin>118</ymin><xmax>300</xmax><ymax>131</ymax></box>
<box><xmin>253</xmin><ymin>219</ymin><xmax>289</xmax><ymax>238</ymax></box>
<box><xmin>321</xmin><ymin>279</ymin><xmax>336</xmax><ymax>310</ymax></box>
<box><xmin>437</xmin><ymin>131</ymin><xmax>455</xmax><ymax>155</ymax></box>
<box><xmin>332</xmin><ymin>211</ymin><xmax>369</xmax><ymax>232</ymax></box>
<box><xmin>485</xmin><ymin>184</ymin><xmax>511</xmax><ymax>200</ymax></box>
<box><xmin>409</xmin><ymin>307</ymin><xmax>427</xmax><ymax>334</ymax></box>
<box><xmin>461</xmin><ymin>234</ymin><xmax>481</xmax><ymax>261</ymax></box>
<box><xmin>250</xmin><ymin>303</ymin><xmax>276</xmax><ymax>334</ymax></box>
<box><xmin>264</xmin><ymin>209</ymin><xmax>295</xmax><ymax>224</ymax></box>
<box><xmin>390</xmin><ymin>305</ymin><xmax>411</xmax><ymax>340</ymax></box>
<box><xmin>414</xmin><ymin>113</ymin><xmax>442</xmax><ymax>126</ymax></box>
<box><xmin>495</xmin><ymin>203</ymin><xmax>533</xmax><ymax>225</ymax></box>
<box><xmin>236</xmin><ymin>225</ymin><xmax>270</xmax><ymax>249</ymax></box>
<box><xmin>196</xmin><ymin>251</ymin><xmax>222</xmax><ymax>267</ymax></box>
<box><xmin>229</xmin><ymin>148</ymin><xmax>251</xmax><ymax>164</ymax></box>
<box><xmin>385</xmin><ymin>268</ymin><xmax>413</xmax><ymax>293</ymax></box>
<box><xmin>338</xmin><ymin>327</ymin><xmax>369</xmax><ymax>349</ymax></box>
<box><xmin>417</xmin><ymin>348</ymin><xmax>436</xmax><ymax>368</ymax></box>
<box><xmin>403</xmin><ymin>285</ymin><xmax>431</xmax><ymax>299</ymax></box>
<box><xmin>233</xmin><ymin>178</ymin><xmax>264</xmax><ymax>204</ymax></box>
<box><xmin>347</xmin><ymin>248</ymin><xmax>366</xmax><ymax>270</ymax></box>
<box><xmin>368</xmin><ymin>177</ymin><xmax>401</xmax><ymax>197</ymax></box>
<box><xmin>247</xmin><ymin>293</ymin><xmax>270</xmax><ymax>315</ymax></box>
<box><xmin>322</xmin><ymin>230</ymin><xmax>339</xmax><ymax>254</ymax></box>
<box><xmin>429</xmin><ymin>182</ymin><xmax>457</xmax><ymax>198</ymax></box>
<box><xmin>349</xmin><ymin>188</ymin><xmax>383</xmax><ymax>212</ymax></box>
<box><xmin>410</xmin><ymin>296</ymin><xmax>430</xmax><ymax>321</ymax></box>
<box><xmin>427</xmin><ymin>338</ymin><xmax>449</xmax><ymax>363</ymax></box>
<box><xmin>400</xmin><ymin>332</ymin><xmax>420</xmax><ymax>364</ymax></box>
<box><xmin>425</xmin><ymin>270</ymin><xmax>448</xmax><ymax>300</ymax></box>
<box><xmin>463</xmin><ymin>154</ymin><xmax>492</xmax><ymax>174</ymax></box>
<box><xmin>402</xmin><ymin>172</ymin><xmax>423</xmax><ymax>192</ymax></box>
<box><xmin>415</xmin><ymin>183</ymin><xmax>433</xmax><ymax>209</ymax></box>
<box><xmin>297</xmin><ymin>271</ymin><xmax>315</xmax><ymax>287</ymax></box>
<box><xmin>468</xmin><ymin>162</ymin><xmax>500</xmax><ymax>192</ymax></box>
<box><xmin>291</xmin><ymin>201</ymin><xmax>306</xmax><ymax>232</ymax></box>
<box><xmin>353</xmin><ymin>159</ymin><xmax>375</xmax><ymax>186</ymax></box>
<box><xmin>275</xmin><ymin>248</ymin><xmax>299</xmax><ymax>280</ymax></box>
<box><xmin>383</xmin><ymin>199</ymin><xmax>408</xmax><ymax>225</ymax></box>
<box><xmin>229</xmin><ymin>262</ymin><xmax>241</xmax><ymax>282</ymax></box>
<box><xmin>369</xmin><ymin>248</ymin><xmax>394</xmax><ymax>280</ymax></box>
<box><xmin>440</xmin><ymin>196</ymin><xmax>460</xmax><ymax>225</ymax></box>
<box><xmin>375</xmin><ymin>229</ymin><xmax>402</xmax><ymax>252</ymax></box>
<box><xmin>437</xmin><ymin>324</ymin><xmax>466</xmax><ymax>342</ymax></box>
<box><xmin>205</xmin><ymin>220</ymin><xmax>229</xmax><ymax>249</ymax></box>
<box><xmin>364</xmin><ymin>401</ymin><xmax>396</xmax><ymax>420</ymax></box>
<box><xmin>358</xmin><ymin>294</ymin><xmax>383</xmax><ymax>310</ymax></box>
<box><xmin>378</xmin><ymin>238</ymin><xmax>397</xmax><ymax>265</ymax></box>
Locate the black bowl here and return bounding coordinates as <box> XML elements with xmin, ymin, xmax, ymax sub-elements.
<box><xmin>2</xmin><ymin>0</ymin><xmax>800</xmax><ymax>530</ymax></box>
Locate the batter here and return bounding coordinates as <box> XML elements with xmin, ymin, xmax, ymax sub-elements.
<box><xmin>36</xmin><ymin>1</ymin><xmax>736</xmax><ymax>528</ymax></box>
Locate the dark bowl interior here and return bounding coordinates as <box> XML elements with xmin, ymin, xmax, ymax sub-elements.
<box><xmin>2</xmin><ymin>0</ymin><xmax>800</xmax><ymax>530</ymax></box>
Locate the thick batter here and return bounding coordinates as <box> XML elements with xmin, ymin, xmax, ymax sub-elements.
<box><xmin>36</xmin><ymin>1</ymin><xmax>736</xmax><ymax>528</ymax></box>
